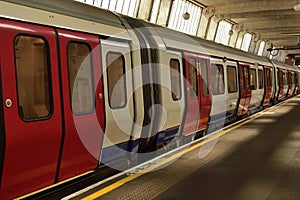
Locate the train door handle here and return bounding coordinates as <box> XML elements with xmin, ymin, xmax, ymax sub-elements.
<box><xmin>5</xmin><ymin>99</ymin><xmax>12</xmax><ymax>108</ymax></box>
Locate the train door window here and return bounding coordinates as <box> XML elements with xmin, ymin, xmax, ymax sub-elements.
<box><xmin>239</xmin><ymin>66</ymin><xmax>245</xmax><ymax>90</ymax></box>
<box><xmin>270</xmin><ymin>69</ymin><xmax>273</xmax><ymax>86</ymax></box>
<box><xmin>67</xmin><ymin>42</ymin><xmax>94</xmax><ymax>114</ymax></box>
<box><xmin>107</xmin><ymin>52</ymin><xmax>127</xmax><ymax>108</ymax></box>
<box><xmin>15</xmin><ymin>35</ymin><xmax>52</xmax><ymax>120</ymax></box>
<box><xmin>266</xmin><ymin>69</ymin><xmax>270</xmax><ymax>87</ymax></box>
<box><xmin>278</xmin><ymin>70</ymin><xmax>283</xmax><ymax>85</ymax></box>
<box><xmin>227</xmin><ymin>66</ymin><xmax>237</xmax><ymax>93</ymax></box>
<box><xmin>188</xmin><ymin>58</ymin><xmax>198</xmax><ymax>98</ymax></box>
<box><xmin>250</xmin><ymin>69</ymin><xmax>257</xmax><ymax>90</ymax></box>
<box><xmin>283</xmin><ymin>71</ymin><xmax>288</xmax><ymax>86</ymax></box>
<box><xmin>200</xmin><ymin>59</ymin><xmax>209</xmax><ymax>96</ymax></box>
<box><xmin>258</xmin><ymin>69</ymin><xmax>263</xmax><ymax>89</ymax></box>
<box><xmin>210</xmin><ymin>64</ymin><xmax>224</xmax><ymax>95</ymax></box>
<box><xmin>291</xmin><ymin>73</ymin><xmax>295</xmax><ymax>84</ymax></box>
<box><xmin>170</xmin><ymin>59</ymin><xmax>182</xmax><ymax>100</ymax></box>
<box><xmin>244</xmin><ymin>67</ymin><xmax>250</xmax><ymax>90</ymax></box>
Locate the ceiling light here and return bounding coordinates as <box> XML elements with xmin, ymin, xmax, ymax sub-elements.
<box><xmin>294</xmin><ymin>4</ymin><xmax>300</xmax><ymax>11</ymax></box>
<box><xmin>182</xmin><ymin>12</ymin><xmax>190</xmax><ymax>20</ymax></box>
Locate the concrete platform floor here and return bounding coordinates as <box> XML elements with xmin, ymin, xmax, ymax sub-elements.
<box><xmin>71</xmin><ymin>95</ymin><xmax>300</xmax><ymax>200</ymax></box>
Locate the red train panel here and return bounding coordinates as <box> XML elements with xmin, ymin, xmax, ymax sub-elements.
<box><xmin>0</xmin><ymin>19</ymin><xmax>62</xmax><ymax>199</ymax></box>
<box><xmin>262</xmin><ymin>66</ymin><xmax>272</xmax><ymax>107</ymax></box>
<box><xmin>237</xmin><ymin>63</ymin><xmax>251</xmax><ymax>116</ymax></box>
<box><xmin>277</xmin><ymin>69</ymin><xmax>284</xmax><ymax>100</ymax></box>
<box><xmin>198</xmin><ymin>56</ymin><xmax>211</xmax><ymax>130</ymax></box>
<box><xmin>182</xmin><ymin>52</ymin><xmax>201</xmax><ymax>136</ymax></box>
<box><xmin>182</xmin><ymin>52</ymin><xmax>211</xmax><ymax>136</ymax></box>
<box><xmin>56</xmin><ymin>29</ymin><xmax>104</xmax><ymax>181</ymax></box>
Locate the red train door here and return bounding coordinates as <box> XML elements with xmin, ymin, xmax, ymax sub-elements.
<box><xmin>183</xmin><ymin>53</ymin><xmax>201</xmax><ymax>136</ymax></box>
<box><xmin>197</xmin><ymin>57</ymin><xmax>211</xmax><ymax>131</ymax></box>
<box><xmin>287</xmin><ymin>71</ymin><xmax>294</xmax><ymax>97</ymax></box>
<box><xmin>56</xmin><ymin>29</ymin><xmax>104</xmax><ymax>181</ymax></box>
<box><xmin>0</xmin><ymin>20</ymin><xmax>62</xmax><ymax>199</ymax></box>
<box><xmin>237</xmin><ymin>63</ymin><xmax>251</xmax><ymax>116</ymax></box>
<box><xmin>277</xmin><ymin>69</ymin><xmax>284</xmax><ymax>100</ymax></box>
<box><xmin>182</xmin><ymin>53</ymin><xmax>211</xmax><ymax>136</ymax></box>
<box><xmin>262</xmin><ymin>66</ymin><xmax>272</xmax><ymax>107</ymax></box>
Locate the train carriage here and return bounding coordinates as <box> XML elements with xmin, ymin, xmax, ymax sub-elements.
<box><xmin>0</xmin><ymin>0</ymin><xmax>299</xmax><ymax>199</ymax></box>
<box><xmin>271</xmin><ymin>60</ymin><xmax>299</xmax><ymax>102</ymax></box>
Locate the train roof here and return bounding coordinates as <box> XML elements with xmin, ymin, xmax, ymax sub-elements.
<box><xmin>271</xmin><ymin>59</ymin><xmax>300</xmax><ymax>71</ymax></box>
<box><xmin>121</xmin><ymin>17</ymin><xmax>273</xmax><ymax>67</ymax></box>
<box><xmin>151</xmin><ymin>24</ymin><xmax>272</xmax><ymax>66</ymax></box>
<box><xmin>0</xmin><ymin>0</ymin><xmax>131</xmax><ymax>40</ymax></box>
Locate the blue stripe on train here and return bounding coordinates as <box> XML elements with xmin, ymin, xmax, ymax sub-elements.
<box><xmin>155</xmin><ymin>127</ymin><xmax>179</xmax><ymax>145</ymax></box>
<box><xmin>208</xmin><ymin>109</ymin><xmax>235</xmax><ymax>125</ymax></box>
<box><xmin>100</xmin><ymin>139</ymin><xmax>140</xmax><ymax>164</ymax></box>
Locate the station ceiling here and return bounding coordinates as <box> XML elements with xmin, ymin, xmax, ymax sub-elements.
<box><xmin>196</xmin><ymin>0</ymin><xmax>300</xmax><ymax>55</ymax></box>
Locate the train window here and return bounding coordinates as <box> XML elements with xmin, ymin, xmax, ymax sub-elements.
<box><xmin>239</xmin><ymin>66</ymin><xmax>245</xmax><ymax>90</ymax></box>
<box><xmin>170</xmin><ymin>59</ymin><xmax>182</xmax><ymax>100</ymax></box>
<box><xmin>250</xmin><ymin>69</ymin><xmax>257</xmax><ymax>90</ymax></box>
<box><xmin>278</xmin><ymin>70</ymin><xmax>282</xmax><ymax>85</ymax></box>
<box><xmin>107</xmin><ymin>52</ymin><xmax>127</xmax><ymax>108</ymax></box>
<box><xmin>67</xmin><ymin>42</ymin><xmax>94</xmax><ymax>114</ymax></box>
<box><xmin>210</xmin><ymin>64</ymin><xmax>224</xmax><ymax>95</ymax></box>
<box><xmin>283</xmin><ymin>71</ymin><xmax>288</xmax><ymax>86</ymax></box>
<box><xmin>200</xmin><ymin>60</ymin><xmax>209</xmax><ymax>97</ymax></box>
<box><xmin>270</xmin><ymin>69</ymin><xmax>273</xmax><ymax>87</ymax></box>
<box><xmin>258</xmin><ymin>69</ymin><xmax>263</xmax><ymax>89</ymax></box>
<box><xmin>244</xmin><ymin>67</ymin><xmax>250</xmax><ymax>90</ymax></box>
<box><xmin>291</xmin><ymin>73</ymin><xmax>295</xmax><ymax>84</ymax></box>
<box><xmin>188</xmin><ymin>58</ymin><xmax>198</xmax><ymax>98</ymax></box>
<box><xmin>15</xmin><ymin>35</ymin><xmax>52</xmax><ymax>120</ymax></box>
<box><xmin>266</xmin><ymin>69</ymin><xmax>270</xmax><ymax>87</ymax></box>
<box><xmin>227</xmin><ymin>66</ymin><xmax>237</xmax><ymax>93</ymax></box>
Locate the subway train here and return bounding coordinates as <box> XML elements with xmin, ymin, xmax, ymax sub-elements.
<box><xmin>0</xmin><ymin>0</ymin><xmax>299</xmax><ymax>199</ymax></box>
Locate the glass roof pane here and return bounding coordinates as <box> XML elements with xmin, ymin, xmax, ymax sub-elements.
<box><xmin>150</xmin><ymin>0</ymin><xmax>161</xmax><ymax>23</ymax></box>
<box><xmin>116</xmin><ymin>0</ymin><xmax>124</xmax><ymax>13</ymax></box>
<box><xmin>192</xmin><ymin>7</ymin><xmax>201</xmax><ymax>35</ymax></box>
<box><xmin>93</xmin><ymin>0</ymin><xmax>101</xmax><ymax>7</ymax></box>
<box><xmin>128</xmin><ymin>0</ymin><xmax>138</xmax><ymax>17</ymax></box>
<box><xmin>241</xmin><ymin>33</ymin><xmax>252</xmax><ymax>52</ymax></box>
<box><xmin>176</xmin><ymin>1</ymin><xmax>185</xmax><ymax>31</ymax></box>
<box><xmin>122</xmin><ymin>0</ymin><xmax>130</xmax><ymax>15</ymax></box>
<box><xmin>188</xmin><ymin>5</ymin><xmax>197</xmax><ymax>34</ymax></box>
<box><xmin>109</xmin><ymin>0</ymin><xmax>117</xmax><ymax>10</ymax></box>
<box><xmin>167</xmin><ymin>0</ymin><xmax>202</xmax><ymax>36</ymax></box>
<box><xmin>184</xmin><ymin>3</ymin><xmax>194</xmax><ymax>34</ymax></box>
<box><xmin>101</xmin><ymin>0</ymin><xmax>109</xmax><ymax>9</ymax></box>
<box><xmin>215</xmin><ymin>20</ymin><xmax>232</xmax><ymax>46</ymax></box>
<box><xmin>258</xmin><ymin>41</ymin><xmax>265</xmax><ymax>56</ymax></box>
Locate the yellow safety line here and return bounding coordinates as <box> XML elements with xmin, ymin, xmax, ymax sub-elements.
<box><xmin>14</xmin><ymin>170</ymin><xmax>94</xmax><ymax>200</ymax></box>
<box><xmin>83</xmin><ymin>98</ymin><xmax>293</xmax><ymax>200</ymax></box>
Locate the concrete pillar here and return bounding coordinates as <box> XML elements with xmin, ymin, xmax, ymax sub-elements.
<box><xmin>264</xmin><ymin>42</ymin><xmax>272</xmax><ymax>58</ymax></box>
<box><xmin>249</xmin><ymin>34</ymin><xmax>260</xmax><ymax>54</ymax></box>
<box><xmin>235</xmin><ymin>30</ymin><xmax>245</xmax><ymax>49</ymax></box>
<box><xmin>156</xmin><ymin>0</ymin><xmax>172</xmax><ymax>26</ymax></box>
<box><xmin>254</xmin><ymin>39</ymin><xmax>262</xmax><ymax>55</ymax></box>
<box><xmin>197</xmin><ymin>7</ymin><xmax>215</xmax><ymax>38</ymax></box>
<box><xmin>228</xmin><ymin>24</ymin><xmax>240</xmax><ymax>48</ymax></box>
<box><xmin>206</xmin><ymin>15</ymin><xmax>220</xmax><ymax>41</ymax></box>
<box><xmin>137</xmin><ymin>0</ymin><xmax>154</xmax><ymax>20</ymax></box>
